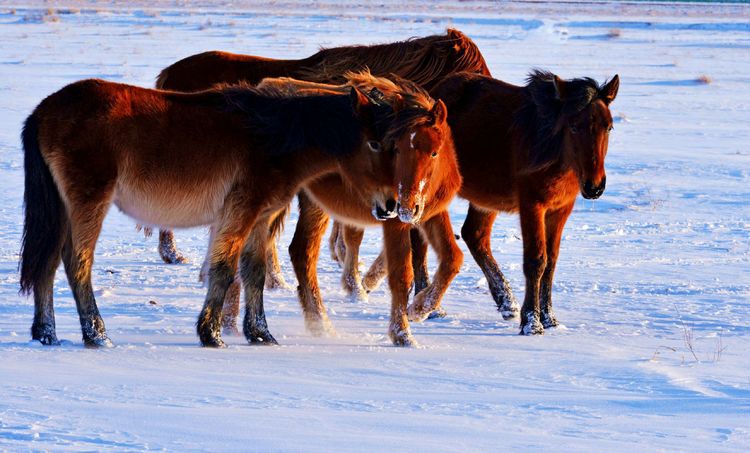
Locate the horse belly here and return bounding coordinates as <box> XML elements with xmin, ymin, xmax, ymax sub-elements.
<box><xmin>304</xmin><ymin>188</ymin><xmax>378</xmax><ymax>228</ymax></box>
<box><xmin>113</xmin><ymin>179</ymin><xmax>228</xmax><ymax>229</ymax></box>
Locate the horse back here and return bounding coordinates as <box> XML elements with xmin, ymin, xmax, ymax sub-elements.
<box><xmin>432</xmin><ymin>73</ymin><xmax>524</xmax><ymax>212</ymax></box>
<box><xmin>157</xmin><ymin>51</ymin><xmax>295</xmax><ymax>92</ymax></box>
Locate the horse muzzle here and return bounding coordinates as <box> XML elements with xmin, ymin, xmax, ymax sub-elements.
<box><xmin>397</xmin><ymin>202</ymin><xmax>422</xmax><ymax>224</ymax></box>
<box><xmin>372</xmin><ymin>198</ymin><xmax>398</xmax><ymax>221</ymax></box>
<box><xmin>581</xmin><ymin>177</ymin><xmax>606</xmax><ymax>200</ymax></box>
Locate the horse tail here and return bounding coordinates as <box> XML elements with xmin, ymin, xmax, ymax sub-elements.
<box><xmin>268</xmin><ymin>204</ymin><xmax>289</xmax><ymax>241</ymax></box>
<box><xmin>19</xmin><ymin>113</ymin><xmax>67</xmax><ymax>295</ymax></box>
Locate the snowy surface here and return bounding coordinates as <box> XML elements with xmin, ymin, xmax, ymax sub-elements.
<box><xmin>1</xmin><ymin>1</ymin><xmax>749</xmax><ymax>450</ymax></box>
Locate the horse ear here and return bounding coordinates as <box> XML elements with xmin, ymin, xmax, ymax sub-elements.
<box><xmin>553</xmin><ymin>75</ymin><xmax>569</xmax><ymax>101</ymax></box>
<box><xmin>432</xmin><ymin>99</ymin><xmax>447</xmax><ymax>126</ymax></box>
<box><xmin>350</xmin><ymin>87</ymin><xmax>371</xmax><ymax>115</ymax></box>
<box><xmin>601</xmin><ymin>74</ymin><xmax>620</xmax><ymax>105</ymax></box>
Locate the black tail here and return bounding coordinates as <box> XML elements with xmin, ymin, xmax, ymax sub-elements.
<box><xmin>19</xmin><ymin>114</ymin><xmax>66</xmax><ymax>295</ymax></box>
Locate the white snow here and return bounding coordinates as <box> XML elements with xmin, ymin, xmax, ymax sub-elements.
<box><xmin>0</xmin><ymin>0</ymin><xmax>749</xmax><ymax>450</ymax></box>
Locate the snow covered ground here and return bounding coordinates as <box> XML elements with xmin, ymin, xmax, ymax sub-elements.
<box><xmin>1</xmin><ymin>0</ymin><xmax>749</xmax><ymax>450</ymax></box>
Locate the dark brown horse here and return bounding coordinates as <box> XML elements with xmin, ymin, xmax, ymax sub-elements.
<box><xmin>152</xmin><ymin>29</ymin><xmax>490</xmax><ymax>283</ymax></box>
<box><xmin>198</xmin><ymin>73</ymin><xmax>463</xmax><ymax>346</ymax></box>
<box><xmin>344</xmin><ymin>70</ymin><xmax>619</xmax><ymax>333</ymax></box>
<box><xmin>18</xmin><ymin>76</ymin><xmax>429</xmax><ymax>347</ymax></box>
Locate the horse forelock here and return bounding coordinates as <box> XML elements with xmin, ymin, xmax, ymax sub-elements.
<box><xmin>518</xmin><ymin>70</ymin><xmax>605</xmax><ymax>171</ymax></box>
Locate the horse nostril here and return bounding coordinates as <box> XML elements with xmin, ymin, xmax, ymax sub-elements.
<box><xmin>385</xmin><ymin>198</ymin><xmax>397</xmax><ymax>213</ymax></box>
<box><xmin>413</xmin><ymin>205</ymin><xmax>421</xmax><ymax>217</ymax></box>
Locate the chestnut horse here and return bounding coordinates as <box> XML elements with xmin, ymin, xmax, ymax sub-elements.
<box><xmin>19</xmin><ymin>77</ymin><xmax>427</xmax><ymax>348</ymax></box>
<box><xmin>342</xmin><ymin>70</ymin><xmax>619</xmax><ymax>334</ymax></box>
<box><xmin>200</xmin><ymin>73</ymin><xmax>463</xmax><ymax>346</ymax></box>
<box><xmin>152</xmin><ymin>29</ymin><xmax>489</xmax><ymax>282</ymax></box>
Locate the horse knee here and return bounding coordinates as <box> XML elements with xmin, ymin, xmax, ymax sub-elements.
<box><xmin>461</xmin><ymin>223</ymin><xmax>488</xmax><ymax>250</ymax></box>
<box><xmin>208</xmin><ymin>261</ymin><xmax>236</xmax><ymax>289</ymax></box>
<box><xmin>523</xmin><ymin>255</ymin><xmax>547</xmax><ymax>279</ymax></box>
<box><xmin>448</xmin><ymin>247</ymin><xmax>464</xmax><ymax>276</ymax></box>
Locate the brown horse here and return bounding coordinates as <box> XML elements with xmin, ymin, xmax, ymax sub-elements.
<box><xmin>343</xmin><ymin>70</ymin><xmax>619</xmax><ymax>334</ymax></box>
<box><xmin>152</xmin><ymin>29</ymin><xmax>490</xmax><ymax>284</ymax></box>
<box><xmin>18</xmin><ymin>76</ymin><xmax>429</xmax><ymax>348</ymax></box>
<box><xmin>198</xmin><ymin>73</ymin><xmax>463</xmax><ymax>346</ymax></box>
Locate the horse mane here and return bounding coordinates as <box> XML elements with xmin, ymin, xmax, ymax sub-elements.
<box><xmin>515</xmin><ymin>69</ymin><xmax>605</xmax><ymax>172</ymax></box>
<box><xmin>217</xmin><ymin>83</ymin><xmax>366</xmax><ymax>158</ymax></box>
<box><xmin>253</xmin><ymin>70</ymin><xmax>437</xmax><ymax>150</ymax></box>
<box><xmin>295</xmin><ymin>29</ymin><xmax>491</xmax><ymax>89</ymax></box>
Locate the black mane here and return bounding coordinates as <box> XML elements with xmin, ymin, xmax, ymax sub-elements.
<box><xmin>515</xmin><ymin>69</ymin><xmax>604</xmax><ymax>171</ymax></box>
<box><xmin>219</xmin><ymin>85</ymin><xmax>371</xmax><ymax>158</ymax></box>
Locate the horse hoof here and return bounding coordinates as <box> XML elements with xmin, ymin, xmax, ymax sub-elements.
<box><xmin>161</xmin><ymin>253</ymin><xmax>188</xmax><ymax>264</ymax></box>
<box><xmin>497</xmin><ymin>295</ymin><xmax>520</xmax><ymax>320</ymax></box>
<box><xmin>198</xmin><ymin>328</ymin><xmax>225</xmax><ymax>348</ymax></box>
<box><xmin>542</xmin><ymin>313</ymin><xmax>559</xmax><ymax>329</ymax></box>
<box><xmin>305</xmin><ymin>315</ymin><xmax>336</xmax><ymax>337</ymax></box>
<box><xmin>32</xmin><ymin>325</ymin><xmax>60</xmax><ymax>346</ymax></box>
<box><xmin>348</xmin><ymin>289</ymin><xmax>369</xmax><ymax>304</ymax></box>
<box><xmin>519</xmin><ymin>321</ymin><xmax>544</xmax><ymax>336</ymax></box>
<box><xmin>34</xmin><ymin>335</ymin><xmax>61</xmax><ymax>346</ymax></box>
<box><xmin>406</xmin><ymin>304</ymin><xmax>430</xmax><ymax>323</ymax></box>
<box><xmin>222</xmin><ymin>323</ymin><xmax>241</xmax><ymax>336</ymax></box>
<box><xmin>388</xmin><ymin>323</ymin><xmax>417</xmax><ymax>347</ymax></box>
<box><xmin>389</xmin><ymin>331</ymin><xmax>418</xmax><ymax>347</ymax></box>
<box><xmin>201</xmin><ymin>337</ymin><xmax>226</xmax><ymax>348</ymax></box>
<box><xmin>247</xmin><ymin>331</ymin><xmax>279</xmax><ymax>345</ymax></box>
<box><xmin>265</xmin><ymin>274</ymin><xmax>292</xmax><ymax>291</ymax></box>
<box><xmin>427</xmin><ymin>308</ymin><xmax>448</xmax><ymax>320</ymax></box>
<box><xmin>84</xmin><ymin>335</ymin><xmax>114</xmax><ymax>348</ymax></box>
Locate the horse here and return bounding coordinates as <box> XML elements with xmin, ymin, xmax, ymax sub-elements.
<box><xmin>151</xmin><ymin>29</ymin><xmax>489</xmax><ymax>289</ymax></box>
<box><xmin>340</xmin><ymin>70</ymin><xmax>620</xmax><ymax>334</ymax></box>
<box><xmin>18</xmin><ymin>75</ymin><xmax>434</xmax><ymax>348</ymax></box>
<box><xmin>198</xmin><ymin>73</ymin><xmax>463</xmax><ymax>346</ymax></box>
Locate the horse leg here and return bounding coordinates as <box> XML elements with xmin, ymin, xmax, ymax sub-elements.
<box><xmin>341</xmin><ymin>225</ymin><xmax>368</xmax><ymax>302</ymax></box>
<box><xmin>264</xmin><ymin>238</ymin><xmax>289</xmax><ymax>290</ymax></box>
<box><xmin>407</xmin><ymin>211</ymin><xmax>463</xmax><ymax>322</ymax></box>
<box><xmin>328</xmin><ymin>221</ymin><xmax>344</xmax><ymax>264</ymax></box>
<box><xmin>158</xmin><ymin>229</ymin><xmax>188</xmax><ymax>264</ymax></box>
<box><xmin>221</xmin><ymin>276</ymin><xmax>242</xmax><ymax>336</ymax></box>
<box><xmin>30</xmin><ymin>221</ymin><xmax>67</xmax><ymax>346</ymax></box>
<box><xmin>362</xmin><ymin>250</ymin><xmax>387</xmax><ymax>293</ymax></box>
<box><xmin>61</xmin><ymin>197</ymin><xmax>114</xmax><ymax>348</ymax></box>
<box><xmin>197</xmin><ymin>224</ymin><xmax>239</xmax><ymax>336</ymax></box>
<box><xmin>411</xmin><ymin>228</ymin><xmax>430</xmax><ymax>295</ymax></box>
<box><xmin>461</xmin><ymin>203</ymin><xmax>519</xmax><ymax>319</ymax></box>
<box><xmin>383</xmin><ymin>222</ymin><xmax>416</xmax><ymax>346</ymax></box>
<box><xmin>289</xmin><ymin>191</ymin><xmax>334</xmax><ymax>336</ymax></box>
<box><xmin>264</xmin><ymin>207</ymin><xmax>291</xmax><ymax>290</ymax></box>
<box><xmin>540</xmin><ymin>203</ymin><xmax>574</xmax><ymax>328</ymax></box>
<box><xmin>240</xmin><ymin>220</ymin><xmax>278</xmax><ymax>345</ymax></box>
<box><xmin>31</xmin><ymin>254</ymin><xmax>62</xmax><ymax>345</ymax></box>
<box><xmin>197</xmin><ymin>198</ymin><xmax>259</xmax><ymax>348</ymax></box>
<box><xmin>519</xmin><ymin>202</ymin><xmax>547</xmax><ymax>335</ymax></box>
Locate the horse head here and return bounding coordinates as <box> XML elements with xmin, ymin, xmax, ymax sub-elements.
<box><xmin>347</xmin><ymin>72</ymin><xmax>458</xmax><ymax>224</ymax></box>
<box><xmin>553</xmin><ymin>73</ymin><xmax>619</xmax><ymax>200</ymax></box>
<box><xmin>390</xmin><ymin>98</ymin><xmax>453</xmax><ymax>224</ymax></box>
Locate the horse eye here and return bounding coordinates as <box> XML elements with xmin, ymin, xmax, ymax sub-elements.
<box><xmin>607</xmin><ymin>125</ymin><xmax>614</xmax><ymax>132</ymax></box>
<box><xmin>431</xmin><ymin>151</ymin><xmax>438</xmax><ymax>158</ymax></box>
<box><xmin>367</xmin><ymin>141</ymin><xmax>381</xmax><ymax>152</ymax></box>
<box><xmin>570</xmin><ymin>125</ymin><xmax>579</xmax><ymax>134</ymax></box>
